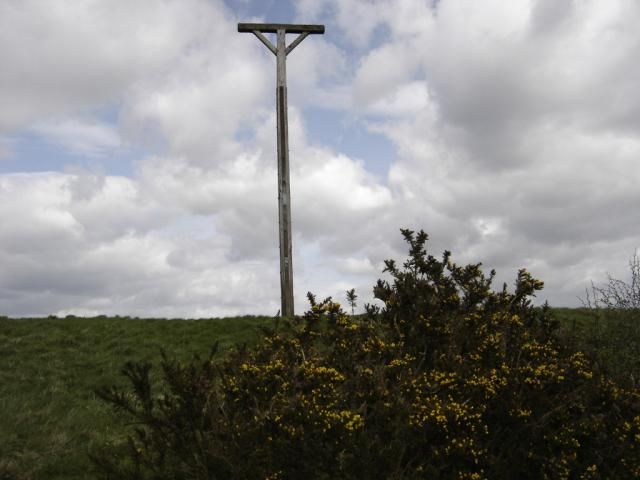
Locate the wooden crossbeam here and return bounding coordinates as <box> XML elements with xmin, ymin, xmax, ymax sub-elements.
<box><xmin>237</xmin><ymin>23</ymin><xmax>325</xmax><ymax>34</ymax></box>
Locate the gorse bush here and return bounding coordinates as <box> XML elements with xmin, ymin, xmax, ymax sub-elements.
<box><xmin>93</xmin><ymin>229</ymin><xmax>640</xmax><ymax>479</ymax></box>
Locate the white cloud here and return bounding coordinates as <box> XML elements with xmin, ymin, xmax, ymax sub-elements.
<box><xmin>331</xmin><ymin>0</ymin><xmax>640</xmax><ymax>307</ymax></box>
<box><xmin>134</xmin><ymin>102</ymin><xmax>394</xmax><ymax>263</ymax></box>
<box><xmin>341</xmin><ymin>256</ymin><xmax>378</xmax><ymax>276</ymax></box>
<box><xmin>295</xmin><ymin>0</ymin><xmax>391</xmax><ymax>47</ymax></box>
<box><xmin>0</xmin><ymin>170</ymin><xmax>283</xmax><ymax>317</ymax></box>
<box><xmin>353</xmin><ymin>42</ymin><xmax>420</xmax><ymax>108</ymax></box>
<box><xmin>121</xmin><ymin>37</ymin><xmax>271</xmax><ymax>163</ymax></box>
<box><xmin>0</xmin><ymin>0</ymin><xmax>222</xmax><ymax>131</ymax></box>
<box><xmin>365</xmin><ymin>81</ymin><xmax>432</xmax><ymax>116</ymax></box>
<box><xmin>287</xmin><ymin>36</ymin><xmax>352</xmax><ymax>110</ymax></box>
<box><xmin>33</xmin><ymin>118</ymin><xmax>121</xmax><ymax>157</ymax></box>
<box><xmin>2</xmin><ymin>0</ymin><xmax>640</xmax><ymax>317</ymax></box>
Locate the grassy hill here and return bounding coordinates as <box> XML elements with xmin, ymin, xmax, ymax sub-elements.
<box><xmin>0</xmin><ymin>315</ymin><xmax>272</xmax><ymax>480</ymax></box>
<box><xmin>1</xmin><ymin>308</ymin><xmax>638</xmax><ymax>479</ymax></box>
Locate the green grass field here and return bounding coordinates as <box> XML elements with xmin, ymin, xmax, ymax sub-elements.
<box><xmin>1</xmin><ymin>308</ymin><xmax>638</xmax><ymax>479</ymax></box>
<box><xmin>0</xmin><ymin>315</ymin><xmax>272</xmax><ymax>480</ymax></box>
<box><xmin>551</xmin><ymin>307</ymin><xmax>640</xmax><ymax>385</ymax></box>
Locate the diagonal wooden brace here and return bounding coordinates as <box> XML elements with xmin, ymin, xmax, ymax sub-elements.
<box><xmin>285</xmin><ymin>32</ymin><xmax>310</xmax><ymax>55</ymax></box>
<box><xmin>252</xmin><ymin>30</ymin><xmax>276</xmax><ymax>55</ymax></box>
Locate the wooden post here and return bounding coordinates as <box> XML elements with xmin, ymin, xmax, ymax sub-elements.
<box><xmin>238</xmin><ymin>23</ymin><xmax>325</xmax><ymax>318</ymax></box>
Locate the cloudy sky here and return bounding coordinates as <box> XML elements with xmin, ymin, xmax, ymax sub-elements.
<box><xmin>1</xmin><ymin>0</ymin><xmax>639</xmax><ymax>318</ymax></box>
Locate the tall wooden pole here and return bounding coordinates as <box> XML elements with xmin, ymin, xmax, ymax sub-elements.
<box><xmin>238</xmin><ymin>23</ymin><xmax>325</xmax><ymax>318</ymax></box>
<box><xmin>275</xmin><ymin>29</ymin><xmax>294</xmax><ymax>320</ymax></box>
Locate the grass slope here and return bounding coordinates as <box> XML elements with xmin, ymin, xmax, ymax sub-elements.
<box><xmin>1</xmin><ymin>309</ymin><xmax>638</xmax><ymax>479</ymax></box>
<box><xmin>551</xmin><ymin>307</ymin><xmax>640</xmax><ymax>384</ymax></box>
<box><xmin>0</xmin><ymin>315</ymin><xmax>271</xmax><ymax>480</ymax></box>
